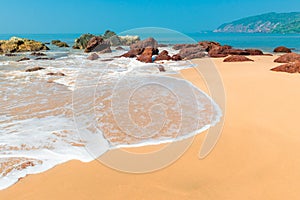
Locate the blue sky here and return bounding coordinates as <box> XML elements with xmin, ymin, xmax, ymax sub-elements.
<box><xmin>1</xmin><ymin>0</ymin><xmax>300</xmax><ymax>34</ymax></box>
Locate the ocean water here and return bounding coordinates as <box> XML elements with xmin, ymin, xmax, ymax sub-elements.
<box><xmin>1</xmin><ymin>32</ymin><xmax>300</xmax><ymax>52</ymax></box>
<box><xmin>0</xmin><ymin>30</ymin><xmax>298</xmax><ymax>190</ymax></box>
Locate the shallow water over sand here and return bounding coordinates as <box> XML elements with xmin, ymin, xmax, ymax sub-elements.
<box><xmin>0</xmin><ymin>47</ymin><xmax>221</xmax><ymax>189</ymax></box>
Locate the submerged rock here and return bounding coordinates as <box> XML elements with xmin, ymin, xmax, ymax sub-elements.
<box><xmin>274</xmin><ymin>53</ymin><xmax>300</xmax><ymax>63</ymax></box>
<box><xmin>223</xmin><ymin>55</ymin><xmax>254</xmax><ymax>62</ymax></box>
<box><xmin>157</xmin><ymin>65</ymin><xmax>166</xmax><ymax>72</ymax></box>
<box><xmin>31</xmin><ymin>52</ymin><xmax>47</xmax><ymax>56</ymax></box>
<box><xmin>72</xmin><ymin>34</ymin><xmax>95</xmax><ymax>49</ymax></box>
<box><xmin>46</xmin><ymin>72</ymin><xmax>65</xmax><ymax>76</ymax></box>
<box><xmin>5</xmin><ymin>53</ymin><xmax>17</xmax><ymax>56</ymax></box>
<box><xmin>25</xmin><ymin>66</ymin><xmax>45</xmax><ymax>72</ymax></box>
<box><xmin>35</xmin><ymin>57</ymin><xmax>54</xmax><ymax>60</ymax></box>
<box><xmin>0</xmin><ymin>37</ymin><xmax>49</xmax><ymax>53</ymax></box>
<box><xmin>87</xmin><ymin>53</ymin><xmax>99</xmax><ymax>60</ymax></box>
<box><xmin>273</xmin><ymin>46</ymin><xmax>292</xmax><ymax>53</ymax></box>
<box><xmin>17</xmin><ymin>57</ymin><xmax>30</xmax><ymax>62</ymax></box>
<box><xmin>51</xmin><ymin>40</ymin><xmax>69</xmax><ymax>48</ymax></box>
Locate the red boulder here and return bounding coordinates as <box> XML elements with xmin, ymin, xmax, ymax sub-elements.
<box><xmin>273</xmin><ymin>46</ymin><xmax>292</xmax><ymax>53</ymax></box>
<box><xmin>223</xmin><ymin>55</ymin><xmax>254</xmax><ymax>62</ymax></box>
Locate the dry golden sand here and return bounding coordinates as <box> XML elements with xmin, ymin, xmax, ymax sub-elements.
<box><xmin>1</xmin><ymin>56</ymin><xmax>300</xmax><ymax>199</ymax></box>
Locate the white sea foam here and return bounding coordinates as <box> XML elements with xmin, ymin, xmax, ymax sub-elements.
<box><xmin>0</xmin><ymin>48</ymin><xmax>222</xmax><ymax>190</ymax></box>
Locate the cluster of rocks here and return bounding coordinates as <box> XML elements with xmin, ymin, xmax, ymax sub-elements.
<box><xmin>197</xmin><ymin>41</ymin><xmax>267</xmax><ymax>60</ymax></box>
<box><xmin>72</xmin><ymin>30</ymin><xmax>140</xmax><ymax>51</ymax></box>
<box><xmin>271</xmin><ymin>52</ymin><xmax>300</xmax><ymax>73</ymax></box>
<box><xmin>120</xmin><ymin>37</ymin><xmax>182</xmax><ymax>63</ymax></box>
<box><xmin>0</xmin><ymin>37</ymin><xmax>49</xmax><ymax>53</ymax></box>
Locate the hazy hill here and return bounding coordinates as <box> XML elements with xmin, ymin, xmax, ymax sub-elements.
<box><xmin>214</xmin><ymin>12</ymin><xmax>300</xmax><ymax>33</ymax></box>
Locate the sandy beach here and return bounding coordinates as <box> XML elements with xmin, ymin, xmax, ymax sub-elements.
<box><xmin>1</xmin><ymin>55</ymin><xmax>300</xmax><ymax>199</ymax></box>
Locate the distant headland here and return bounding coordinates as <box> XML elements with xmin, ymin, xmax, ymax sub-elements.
<box><xmin>214</xmin><ymin>12</ymin><xmax>300</xmax><ymax>33</ymax></box>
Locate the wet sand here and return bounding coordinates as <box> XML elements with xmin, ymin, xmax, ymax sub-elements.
<box><xmin>1</xmin><ymin>55</ymin><xmax>300</xmax><ymax>199</ymax></box>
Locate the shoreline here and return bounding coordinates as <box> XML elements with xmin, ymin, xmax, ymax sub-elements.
<box><xmin>2</xmin><ymin>55</ymin><xmax>300</xmax><ymax>199</ymax></box>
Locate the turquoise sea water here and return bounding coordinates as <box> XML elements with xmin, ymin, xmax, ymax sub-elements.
<box><xmin>1</xmin><ymin>32</ymin><xmax>300</xmax><ymax>53</ymax></box>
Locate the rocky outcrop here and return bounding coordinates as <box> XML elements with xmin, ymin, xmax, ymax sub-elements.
<box><xmin>84</xmin><ymin>36</ymin><xmax>111</xmax><ymax>53</ymax></box>
<box><xmin>271</xmin><ymin>61</ymin><xmax>300</xmax><ymax>73</ymax></box>
<box><xmin>223</xmin><ymin>55</ymin><xmax>254</xmax><ymax>62</ymax></box>
<box><xmin>121</xmin><ymin>38</ymin><xmax>159</xmax><ymax>61</ymax></box>
<box><xmin>274</xmin><ymin>53</ymin><xmax>300</xmax><ymax>63</ymax></box>
<box><xmin>155</xmin><ymin>50</ymin><xmax>171</xmax><ymax>61</ymax></box>
<box><xmin>72</xmin><ymin>34</ymin><xmax>95</xmax><ymax>49</ymax></box>
<box><xmin>130</xmin><ymin>37</ymin><xmax>158</xmax><ymax>49</ymax></box>
<box><xmin>179</xmin><ymin>46</ymin><xmax>206</xmax><ymax>59</ymax></box>
<box><xmin>51</xmin><ymin>40</ymin><xmax>69</xmax><ymax>47</ymax></box>
<box><xmin>273</xmin><ymin>46</ymin><xmax>292</xmax><ymax>53</ymax></box>
<box><xmin>202</xmin><ymin>41</ymin><xmax>265</xmax><ymax>57</ymax></box>
<box><xmin>137</xmin><ymin>47</ymin><xmax>157</xmax><ymax>63</ymax></box>
<box><xmin>87</xmin><ymin>53</ymin><xmax>99</xmax><ymax>60</ymax></box>
<box><xmin>0</xmin><ymin>37</ymin><xmax>49</xmax><ymax>53</ymax></box>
